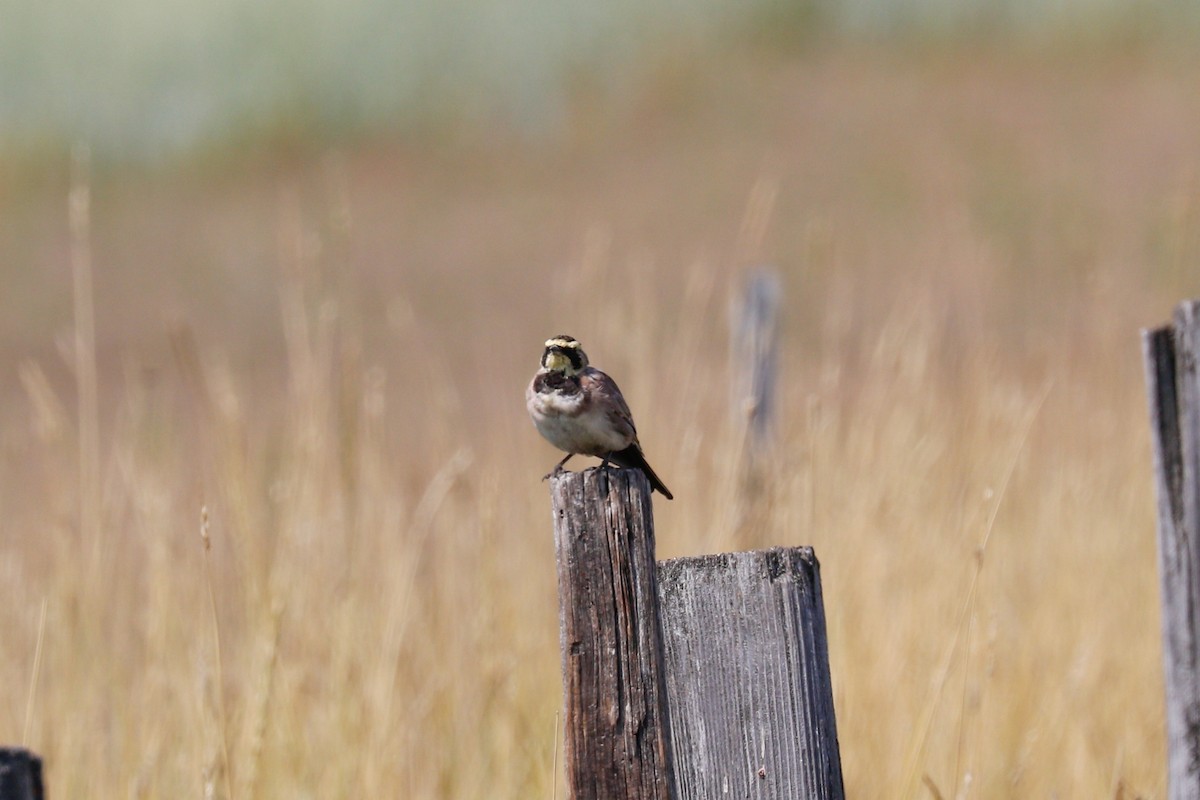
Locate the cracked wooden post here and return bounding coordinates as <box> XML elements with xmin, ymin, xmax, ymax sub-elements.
<box><xmin>0</xmin><ymin>748</ymin><xmax>44</xmax><ymax>800</ymax></box>
<box><xmin>1145</xmin><ymin>299</ymin><xmax>1200</xmax><ymax>800</ymax></box>
<box><xmin>551</xmin><ymin>467</ymin><xmax>676</xmax><ymax>800</ymax></box>
<box><xmin>658</xmin><ymin>548</ymin><xmax>844</xmax><ymax>800</ymax></box>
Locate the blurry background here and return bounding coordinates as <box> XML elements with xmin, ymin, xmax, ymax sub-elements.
<box><xmin>2</xmin><ymin>0</ymin><xmax>1199</xmax><ymax>797</ymax></box>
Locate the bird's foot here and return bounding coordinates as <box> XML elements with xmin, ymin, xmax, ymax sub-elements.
<box><xmin>542</xmin><ymin>454</ymin><xmax>575</xmax><ymax>481</ymax></box>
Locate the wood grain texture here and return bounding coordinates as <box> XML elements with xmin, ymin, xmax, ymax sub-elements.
<box><xmin>657</xmin><ymin>548</ymin><xmax>844</xmax><ymax>800</ymax></box>
<box><xmin>1145</xmin><ymin>302</ymin><xmax>1200</xmax><ymax>800</ymax></box>
<box><xmin>0</xmin><ymin>748</ymin><xmax>44</xmax><ymax>800</ymax></box>
<box><xmin>551</xmin><ymin>467</ymin><xmax>676</xmax><ymax>800</ymax></box>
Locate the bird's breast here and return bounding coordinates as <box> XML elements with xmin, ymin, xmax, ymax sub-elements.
<box><xmin>527</xmin><ymin>378</ymin><xmax>629</xmax><ymax>455</ymax></box>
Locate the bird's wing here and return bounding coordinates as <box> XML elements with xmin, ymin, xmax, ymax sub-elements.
<box><xmin>580</xmin><ymin>367</ymin><xmax>638</xmax><ymax>441</ymax></box>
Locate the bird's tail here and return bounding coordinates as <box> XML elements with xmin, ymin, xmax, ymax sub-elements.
<box><xmin>610</xmin><ymin>445</ymin><xmax>673</xmax><ymax>500</ymax></box>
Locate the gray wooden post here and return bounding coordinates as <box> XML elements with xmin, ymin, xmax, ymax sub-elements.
<box><xmin>550</xmin><ymin>468</ymin><xmax>844</xmax><ymax>799</ymax></box>
<box><xmin>658</xmin><ymin>548</ymin><xmax>844</xmax><ymax>799</ymax></box>
<box><xmin>551</xmin><ymin>467</ymin><xmax>677</xmax><ymax>800</ymax></box>
<box><xmin>1144</xmin><ymin>299</ymin><xmax>1200</xmax><ymax>800</ymax></box>
<box><xmin>0</xmin><ymin>748</ymin><xmax>44</xmax><ymax>800</ymax></box>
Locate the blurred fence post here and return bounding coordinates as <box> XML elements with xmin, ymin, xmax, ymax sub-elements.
<box><xmin>549</xmin><ymin>467</ymin><xmax>844</xmax><ymax>799</ymax></box>
<box><xmin>0</xmin><ymin>748</ymin><xmax>44</xmax><ymax>800</ymax></box>
<box><xmin>1144</xmin><ymin>299</ymin><xmax>1200</xmax><ymax>800</ymax></box>
<box><xmin>731</xmin><ymin>267</ymin><xmax>782</xmax><ymax>467</ymax></box>
<box><xmin>729</xmin><ymin>267</ymin><xmax>783</xmax><ymax>547</ymax></box>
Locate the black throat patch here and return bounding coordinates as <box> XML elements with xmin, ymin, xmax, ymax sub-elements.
<box><xmin>534</xmin><ymin>371</ymin><xmax>582</xmax><ymax>395</ymax></box>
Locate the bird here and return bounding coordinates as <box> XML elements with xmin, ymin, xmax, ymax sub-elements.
<box><xmin>526</xmin><ymin>335</ymin><xmax>673</xmax><ymax>499</ymax></box>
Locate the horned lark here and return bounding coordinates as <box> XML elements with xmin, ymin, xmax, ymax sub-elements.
<box><xmin>527</xmin><ymin>335</ymin><xmax>673</xmax><ymax>499</ymax></box>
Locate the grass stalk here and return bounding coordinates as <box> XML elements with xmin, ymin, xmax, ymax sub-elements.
<box><xmin>900</xmin><ymin>384</ymin><xmax>1051</xmax><ymax>798</ymax></box>
<box><xmin>22</xmin><ymin>598</ymin><xmax>48</xmax><ymax>747</ymax></box>
<box><xmin>70</xmin><ymin>143</ymin><xmax>100</xmax><ymax>553</ymax></box>
<box><xmin>200</xmin><ymin>507</ymin><xmax>236</xmax><ymax>800</ymax></box>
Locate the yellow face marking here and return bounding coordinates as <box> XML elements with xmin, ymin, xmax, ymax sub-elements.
<box><xmin>541</xmin><ymin>335</ymin><xmax>587</xmax><ymax>374</ymax></box>
<box><xmin>543</xmin><ymin>351</ymin><xmax>574</xmax><ymax>372</ymax></box>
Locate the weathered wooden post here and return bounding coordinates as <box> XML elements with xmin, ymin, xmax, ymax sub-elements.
<box><xmin>1144</xmin><ymin>299</ymin><xmax>1200</xmax><ymax>800</ymax></box>
<box><xmin>659</xmin><ymin>549</ymin><xmax>843</xmax><ymax>799</ymax></box>
<box><xmin>550</xmin><ymin>467</ymin><xmax>844</xmax><ymax>799</ymax></box>
<box><xmin>0</xmin><ymin>748</ymin><xmax>44</xmax><ymax>800</ymax></box>
<box><xmin>551</xmin><ymin>467</ymin><xmax>677</xmax><ymax>799</ymax></box>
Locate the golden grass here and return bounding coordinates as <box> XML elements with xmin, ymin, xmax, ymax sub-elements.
<box><xmin>0</xmin><ymin>41</ymin><xmax>1193</xmax><ymax>797</ymax></box>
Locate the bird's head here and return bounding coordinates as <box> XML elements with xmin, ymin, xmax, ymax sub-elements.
<box><xmin>541</xmin><ymin>335</ymin><xmax>588</xmax><ymax>375</ymax></box>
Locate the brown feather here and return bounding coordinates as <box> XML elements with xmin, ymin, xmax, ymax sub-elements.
<box><xmin>579</xmin><ymin>368</ymin><xmax>637</xmax><ymax>441</ymax></box>
<box><xmin>609</xmin><ymin>445</ymin><xmax>673</xmax><ymax>499</ymax></box>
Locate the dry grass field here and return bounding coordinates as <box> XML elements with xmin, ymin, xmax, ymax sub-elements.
<box><xmin>2</xmin><ymin>40</ymin><xmax>1198</xmax><ymax>797</ymax></box>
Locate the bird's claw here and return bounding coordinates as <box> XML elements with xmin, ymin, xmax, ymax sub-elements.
<box><xmin>543</xmin><ymin>453</ymin><xmax>575</xmax><ymax>481</ymax></box>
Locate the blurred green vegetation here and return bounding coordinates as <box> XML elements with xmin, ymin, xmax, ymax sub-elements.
<box><xmin>2</xmin><ymin>0</ymin><xmax>1199</xmax><ymax>162</ymax></box>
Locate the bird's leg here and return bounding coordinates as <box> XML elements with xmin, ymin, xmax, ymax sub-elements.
<box><xmin>542</xmin><ymin>453</ymin><xmax>574</xmax><ymax>481</ymax></box>
<box><xmin>599</xmin><ymin>452</ymin><xmax>614</xmax><ymax>471</ymax></box>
